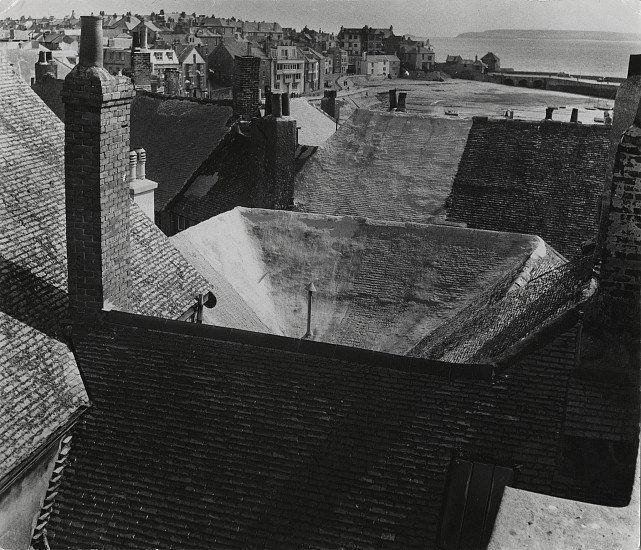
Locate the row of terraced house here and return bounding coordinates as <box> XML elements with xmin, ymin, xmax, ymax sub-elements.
<box><xmin>1</xmin><ymin>12</ymin><xmax>438</xmax><ymax>99</ymax></box>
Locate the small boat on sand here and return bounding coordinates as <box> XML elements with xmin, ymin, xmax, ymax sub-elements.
<box><xmin>445</xmin><ymin>109</ymin><xmax>459</xmax><ymax>116</ymax></box>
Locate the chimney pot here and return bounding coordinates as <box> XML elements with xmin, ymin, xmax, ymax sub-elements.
<box><xmin>282</xmin><ymin>92</ymin><xmax>290</xmax><ymax>116</ymax></box>
<box><xmin>271</xmin><ymin>92</ymin><xmax>282</xmax><ymax>118</ymax></box>
<box><xmin>79</xmin><ymin>15</ymin><xmax>104</xmax><ymax>68</ymax></box>
<box><xmin>128</xmin><ymin>150</ymin><xmax>138</xmax><ymax>182</ymax></box>
<box><xmin>135</xmin><ymin>148</ymin><xmax>146</xmax><ymax>179</ymax></box>
<box><xmin>545</xmin><ymin>107</ymin><xmax>554</xmax><ymax>120</ymax></box>
<box><xmin>570</xmin><ymin>108</ymin><xmax>579</xmax><ymax>123</ymax></box>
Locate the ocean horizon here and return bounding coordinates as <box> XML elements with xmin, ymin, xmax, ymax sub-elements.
<box><xmin>429</xmin><ymin>35</ymin><xmax>641</xmax><ymax>78</ymax></box>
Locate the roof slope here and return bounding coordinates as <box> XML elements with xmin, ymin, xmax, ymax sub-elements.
<box><xmin>130</xmin><ymin>94</ymin><xmax>232</xmax><ymax>212</ymax></box>
<box><xmin>410</xmin><ymin>256</ymin><xmax>594</xmax><ymax>362</ymax></box>
<box><xmin>446</xmin><ymin>117</ymin><xmax>611</xmax><ymax>259</ymax></box>
<box><xmin>294</xmin><ymin>109</ymin><xmax>471</xmax><ymax>223</ymax></box>
<box><xmin>0</xmin><ymin>51</ymin><xmax>265</xmax><ymax>332</ymax></box>
<box><xmin>171</xmin><ymin>207</ymin><xmax>562</xmax><ymax>354</ymax></box>
<box><xmin>47</xmin><ymin>310</ymin><xmax>586</xmax><ymax>549</ymax></box>
<box><xmin>0</xmin><ymin>312</ymin><xmax>88</xmax><ymax>482</ymax></box>
<box><xmin>290</xmin><ymin>98</ymin><xmax>336</xmax><ymax>146</ymax></box>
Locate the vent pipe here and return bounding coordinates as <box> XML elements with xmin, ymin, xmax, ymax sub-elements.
<box><xmin>304</xmin><ymin>282</ymin><xmax>317</xmax><ymax>338</ymax></box>
<box><xmin>78</xmin><ymin>15</ymin><xmax>103</xmax><ymax>68</ymax></box>
<box><xmin>282</xmin><ymin>92</ymin><xmax>290</xmax><ymax>116</ymax></box>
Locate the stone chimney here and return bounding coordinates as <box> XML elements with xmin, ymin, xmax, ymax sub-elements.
<box><xmin>131</xmin><ymin>26</ymin><xmax>151</xmax><ymax>89</ymax></box>
<box><xmin>164</xmin><ymin>68</ymin><xmax>180</xmax><ymax>96</ymax></box>
<box><xmin>61</xmin><ymin>15</ymin><xmax>134</xmax><ymax>315</ymax></box>
<box><xmin>35</xmin><ymin>50</ymin><xmax>58</xmax><ymax>82</ymax></box>
<box><xmin>128</xmin><ymin>148</ymin><xmax>158</xmax><ymax>220</ymax></box>
<box><xmin>250</xmin><ymin>96</ymin><xmax>296</xmax><ymax>209</ymax></box>
<box><xmin>596</xmin><ymin>99</ymin><xmax>641</xmax><ymax>330</ymax></box>
<box><xmin>397</xmin><ymin>92</ymin><xmax>407</xmax><ymax>112</ymax></box>
<box><xmin>233</xmin><ymin>55</ymin><xmax>261</xmax><ymax>120</ymax></box>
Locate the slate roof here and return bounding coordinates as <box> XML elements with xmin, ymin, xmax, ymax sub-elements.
<box><xmin>0</xmin><ymin>312</ymin><xmax>89</xmax><ymax>483</ymax></box>
<box><xmin>219</xmin><ymin>38</ymin><xmax>267</xmax><ymax>59</ymax></box>
<box><xmin>0</xmin><ymin>51</ymin><xmax>265</xmax><ymax>332</ymax></box>
<box><xmin>47</xmin><ymin>309</ymin><xmax>593</xmax><ymax>548</ymax></box>
<box><xmin>165</xmin><ymin>119</ymin><xmax>281</xmax><ymax>224</ymax></box>
<box><xmin>294</xmin><ymin>109</ymin><xmax>472</xmax><ymax>224</ymax></box>
<box><xmin>446</xmin><ymin>117</ymin><xmax>611</xmax><ymax>260</ymax></box>
<box><xmin>170</xmin><ymin>207</ymin><xmax>562</xmax><ymax>354</ymax></box>
<box><xmin>130</xmin><ymin>94</ymin><xmax>232</xmax><ymax>212</ymax></box>
<box><xmin>410</xmin><ymin>256</ymin><xmax>594</xmax><ymax>362</ymax></box>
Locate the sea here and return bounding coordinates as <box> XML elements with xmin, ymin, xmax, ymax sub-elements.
<box><xmin>429</xmin><ymin>35</ymin><xmax>641</xmax><ymax>79</ymax></box>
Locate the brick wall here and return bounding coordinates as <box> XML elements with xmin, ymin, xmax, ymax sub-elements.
<box><xmin>233</xmin><ymin>55</ymin><xmax>261</xmax><ymax>119</ymax></box>
<box><xmin>62</xmin><ymin>65</ymin><xmax>134</xmax><ymax>314</ymax></box>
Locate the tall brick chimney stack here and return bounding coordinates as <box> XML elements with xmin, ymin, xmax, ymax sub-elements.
<box><xmin>62</xmin><ymin>15</ymin><xmax>134</xmax><ymax>315</ymax></box>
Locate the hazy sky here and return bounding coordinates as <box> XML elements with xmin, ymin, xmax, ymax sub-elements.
<box><xmin>2</xmin><ymin>0</ymin><xmax>639</xmax><ymax>36</ymax></box>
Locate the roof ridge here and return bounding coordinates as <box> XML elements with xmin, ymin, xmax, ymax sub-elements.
<box><xmin>98</xmin><ymin>309</ymin><xmax>496</xmax><ymax>381</ymax></box>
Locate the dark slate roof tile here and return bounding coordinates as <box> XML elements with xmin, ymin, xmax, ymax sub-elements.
<box><xmin>130</xmin><ymin>94</ymin><xmax>232</xmax><ymax>212</ymax></box>
<box><xmin>294</xmin><ymin>110</ymin><xmax>471</xmax><ymax>224</ymax></box>
<box><xmin>446</xmin><ymin>118</ymin><xmax>611</xmax><ymax>260</ymax></box>
<box><xmin>410</xmin><ymin>255</ymin><xmax>595</xmax><ymax>362</ymax></box>
<box><xmin>47</xmin><ymin>312</ymin><xmax>632</xmax><ymax>548</ymax></box>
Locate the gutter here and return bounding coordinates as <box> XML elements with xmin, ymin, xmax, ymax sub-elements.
<box><xmin>0</xmin><ymin>403</ymin><xmax>91</xmax><ymax>497</ymax></box>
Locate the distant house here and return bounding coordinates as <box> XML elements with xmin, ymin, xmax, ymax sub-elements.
<box><xmin>208</xmin><ymin>39</ymin><xmax>270</xmax><ymax>93</ymax></box>
<box><xmin>397</xmin><ymin>42</ymin><xmax>435</xmax><ymax>72</ymax></box>
<box><xmin>442</xmin><ymin>55</ymin><xmax>486</xmax><ymax>78</ymax></box>
<box><xmin>481</xmin><ymin>51</ymin><xmax>500</xmax><ymax>73</ymax></box>
<box><xmin>328</xmin><ymin>47</ymin><xmax>348</xmax><ymax>74</ymax></box>
<box><xmin>176</xmin><ymin>44</ymin><xmax>207</xmax><ymax>95</ymax></box>
<box><xmin>356</xmin><ymin>53</ymin><xmax>400</xmax><ymax>78</ymax></box>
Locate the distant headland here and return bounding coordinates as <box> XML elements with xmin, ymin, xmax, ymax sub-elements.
<box><xmin>456</xmin><ymin>29</ymin><xmax>641</xmax><ymax>41</ymax></box>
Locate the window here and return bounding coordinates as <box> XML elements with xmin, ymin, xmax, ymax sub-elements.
<box><xmin>154</xmin><ymin>52</ymin><xmax>163</xmax><ymax>60</ymax></box>
<box><xmin>438</xmin><ymin>460</ymin><xmax>514</xmax><ymax>550</ymax></box>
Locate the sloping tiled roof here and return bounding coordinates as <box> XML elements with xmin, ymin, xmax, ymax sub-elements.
<box><xmin>446</xmin><ymin>117</ymin><xmax>611</xmax><ymax>259</ymax></box>
<box><xmin>0</xmin><ymin>313</ymin><xmax>89</xmax><ymax>482</ymax></box>
<box><xmin>294</xmin><ymin>109</ymin><xmax>471</xmax><ymax>224</ymax></box>
<box><xmin>0</xmin><ymin>51</ymin><xmax>263</xmax><ymax>331</ymax></box>
<box><xmin>47</xmin><ymin>309</ymin><xmax>590</xmax><ymax>548</ymax></box>
<box><xmin>219</xmin><ymin>38</ymin><xmax>267</xmax><ymax>59</ymax></box>
<box><xmin>130</xmin><ymin>94</ymin><xmax>232</xmax><ymax>212</ymax></box>
<box><xmin>410</xmin><ymin>256</ymin><xmax>594</xmax><ymax>362</ymax></box>
<box><xmin>170</xmin><ymin>207</ymin><xmax>560</xmax><ymax>354</ymax></box>
<box><xmin>290</xmin><ymin>97</ymin><xmax>336</xmax><ymax>146</ymax></box>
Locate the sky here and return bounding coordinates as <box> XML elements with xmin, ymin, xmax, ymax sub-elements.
<box><xmin>1</xmin><ymin>0</ymin><xmax>640</xmax><ymax>36</ymax></box>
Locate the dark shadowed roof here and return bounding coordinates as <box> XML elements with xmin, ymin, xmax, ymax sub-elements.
<box><xmin>130</xmin><ymin>94</ymin><xmax>232</xmax><ymax>212</ymax></box>
<box><xmin>294</xmin><ymin>109</ymin><xmax>472</xmax><ymax>223</ymax></box>
<box><xmin>0</xmin><ymin>51</ymin><xmax>265</xmax><ymax>332</ymax></box>
<box><xmin>48</xmin><ymin>310</ymin><xmax>591</xmax><ymax>549</ymax></box>
<box><xmin>446</xmin><ymin>117</ymin><xmax>611</xmax><ymax>260</ymax></box>
<box><xmin>171</xmin><ymin>207</ymin><xmax>564</xmax><ymax>354</ymax></box>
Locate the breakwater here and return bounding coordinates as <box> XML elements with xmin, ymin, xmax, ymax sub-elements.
<box><xmin>483</xmin><ymin>72</ymin><xmax>619</xmax><ymax>99</ymax></box>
